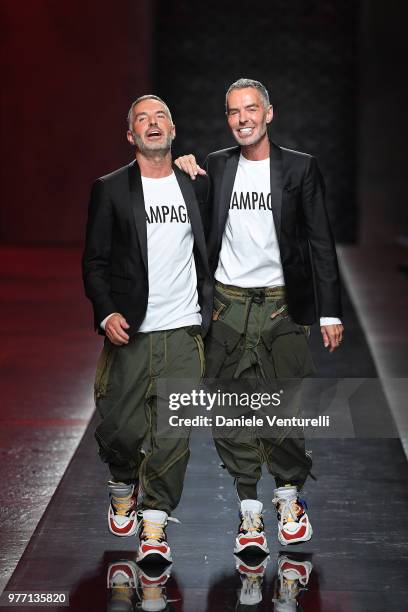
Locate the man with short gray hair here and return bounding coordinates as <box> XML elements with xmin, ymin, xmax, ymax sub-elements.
<box><xmin>176</xmin><ymin>77</ymin><xmax>343</xmax><ymax>554</ymax></box>
<box><xmin>83</xmin><ymin>94</ymin><xmax>212</xmax><ymax>563</ymax></box>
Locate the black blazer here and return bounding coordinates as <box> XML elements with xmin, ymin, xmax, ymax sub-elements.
<box><xmin>82</xmin><ymin>161</ymin><xmax>213</xmax><ymax>337</ymax></box>
<box><xmin>204</xmin><ymin>141</ymin><xmax>342</xmax><ymax>325</ymax></box>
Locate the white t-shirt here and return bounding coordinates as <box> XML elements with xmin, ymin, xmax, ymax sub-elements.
<box><xmin>137</xmin><ymin>172</ymin><xmax>201</xmax><ymax>332</ymax></box>
<box><xmin>215</xmin><ymin>154</ymin><xmax>284</xmax><ymax>288</ymax></box>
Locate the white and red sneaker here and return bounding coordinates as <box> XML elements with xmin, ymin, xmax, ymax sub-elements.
<box><xmin>234</xmin><ymin>554</ymin><xmax>270</xmax><ymax>606</ymax></box>
<box><xmin>107</xmin><ymin>559</ymin><xmax>137</xmax><ymax>612</ymax></box>
<box><xmin>272</xmin><ymin>485</ymin><xmax>313</xmax><ymax>546</ymax></box>
<box><xmin>106</xmin><ymin>559</ymin><xmax>175</xmax><ymax>612</ymax></box>
<box><xmin>136</xmin><ymin>510</ymin><xmax>172</xmax><ymax>565</ymax></box>
<box><xmin>136</xmin><ymin>563</ymin><xmax>175</xmax><ymax>611</ymax></box>
<box><xmin>273</xmin><ymin>554</ymin><xmax>313</xmax><ymax>611</ymax></box>
<box><xmin>108</xmin><ymin>481</ymin><xmax>138</xmax><ymax>537</ymax></box>
<box><xmin>234</xmin><ymin>500</ymin><xmax>269</xmax><ymax>555</ymax></box>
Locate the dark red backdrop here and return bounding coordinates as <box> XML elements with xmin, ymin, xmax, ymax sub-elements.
<box><xmin>0</xmin><ymin>0</ymin><xmax>152</xmax><ymax>244</ymax></box>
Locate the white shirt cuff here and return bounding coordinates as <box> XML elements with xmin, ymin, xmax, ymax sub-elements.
<box><xmin>100</xmin><ymin>313</ymin><xmax>117</xmax><ymax>330</ymax></box>
<box><xmin>320</xmin><ymin>317</ymin><xmax>342</xmax><ymax>326</ymax></box>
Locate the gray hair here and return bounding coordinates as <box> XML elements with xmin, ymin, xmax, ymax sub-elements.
<box><xmin>225</xmin><ymin>78</ymin><xmax>270</xmax><ymax>110</ymax></box>
<box><xmin>127</xmin><ymin>95</ymin><xmax>173</xmax><ymax>128</ymax></box>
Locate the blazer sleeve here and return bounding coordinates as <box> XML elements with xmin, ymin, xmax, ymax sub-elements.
<box><xmin>82</xmin><ymin>179</ymin><xmax>117</xmax><ymax>330</ymax></box>
<box><xmin>301</xmin><ymin>156</ymin><xmax>342</xmax><ymax>318</ymax></box>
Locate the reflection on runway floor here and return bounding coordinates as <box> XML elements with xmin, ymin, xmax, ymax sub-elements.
<box><xmin>105</xmin><ymin>552</ymin><xmax>313</xmax><ymax>611</ymax></box>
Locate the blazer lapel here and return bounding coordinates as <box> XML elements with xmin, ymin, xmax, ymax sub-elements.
<box><xmin>173</xmin><ymin>166</ymin><xmax>208</xmax><ymax>269</ymax></box>
<box><xmin>269</xmin><ymin>141</ymin><xmax>283</xmax><ymax>245</ymax></box>
<box><xmin>218</xmin><ymin>148</ymin><xmax>240</xmax><ymax>247</ymax></box>
<box><xmin>128</xmin><ymin>160</ymin><xmax>148</xmax><ymax>272</ymax></box>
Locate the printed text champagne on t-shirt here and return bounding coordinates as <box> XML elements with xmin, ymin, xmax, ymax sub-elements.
<box><xmin>215</xmin><ymin>155</ymin><xmax>285</xmax><ymax>288</ymax></box>
<box><xmin>138</xmin><ymin>172</ymin><xmax>201</xmax><ymax>332</ymax></box>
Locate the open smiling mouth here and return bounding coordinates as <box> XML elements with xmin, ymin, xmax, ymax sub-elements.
<box><xmin>146</xmin><ymin>129</ymin><xmax>163</xmax><ymax>139</ymax></box>
<box><xmin>237</xmin><ymin>127</ymin><xmax>255</xmax><ymax>137</ymax></box>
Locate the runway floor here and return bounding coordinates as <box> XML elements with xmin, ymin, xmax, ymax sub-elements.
<box><xmin>1</xmin><ymin>248</ymin><xmax>407</xmax><ymax>611</ymax></box>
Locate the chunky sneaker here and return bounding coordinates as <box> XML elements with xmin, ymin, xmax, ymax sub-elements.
<box><xmin>234</xmin><ymin>499</ymin><xmax>269</xmax><ymax>555</ymax></box>
<box><xmin>106</xmin><ymin>559</ymin><xmax>137</xmax><ymax>612</ymax></box>
<box><xmin>137</xmin><ymin>510</ymin><xmax>172</xmax><ymax>564</ymax></box>
<box><xmin>234</xmin><ymin>553</ymin><xmax>270</xmax><ymax>606</ymax></box>
<box><xmin>272</xmin><ymin>485</ymin><xmax>313</xmax><ymax>545</ymax></box>
<box><xmin>273</xmin><ymin>553</ymin><xmax>313</xmax><ymax>612</ymax></box>
<box><xmin>108</xmin><ymin>481</ymin><xmax>138</xmax><ymax>536</ymax></box>
<box><xmin>136</xmin><ymin>563</ymin><xmax>175</xmax><ymax>611</ymax></box>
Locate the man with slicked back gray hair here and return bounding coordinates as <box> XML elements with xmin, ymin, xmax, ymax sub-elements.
<box><xmin>176</xmin><ymin>77</ymin><xmax>343</xmax><ymax>553</ymax></box>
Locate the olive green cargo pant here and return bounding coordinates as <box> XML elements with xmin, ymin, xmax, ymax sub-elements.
<box><xmin>94</xmin><ymin>326</ymin><xmax>205</xmax><ymax>515</ymax></box>
<box><xmin>205</xmin><ymin>282</ymin><xmax>315</xmax><ymax>500</ymax></box>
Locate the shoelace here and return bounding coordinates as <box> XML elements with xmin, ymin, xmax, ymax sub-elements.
<box><xmin>240</xmin><ymin>575</ymin><xmax>263</xmax><ymax>606</ymax></box>
<box><xmin>111</xmin><ymin>492</ymin><xmax>135</xmax><ymax>516</ymax></box>
<box><xmin>141</xmin><ymin>586</ymin><xmax>166</xmax><ymax>603</ymax></box>
<box><xmin>110</xmin><ymin>586</ymin><xmax>135</xmax><ymax>603</ymax></box>
<box><xmin>242</xmin><ymin>575</ymin><xmax>262</xmax><ymax>594</ymax></box>
<box><xmin>136</xmin><ymin>513</ymin><xmax>180</xmax><ymax>539</ymax></box>
<box><xmin>243</xmin><ymin>574</ymin><xmax>262</xmax><ymax>587</ymax></box>
<box><xmin>274</xmin><ymin>576</ymin><xmax>301</xmax><ymax>603</ymax></box>
<box><xmin>272</xmin><ymin>496</ymin><xmax>302</xmax><ymax>524</ymax></box>
<box><xmin>241</xmin><ymin>510</ymin><xmax>263</xmax><ymax>533</ymax></box>
<box><xmin>141</xmin><ymin>518</ymin><xmax>166</xmax><ymax>541</ymax></box>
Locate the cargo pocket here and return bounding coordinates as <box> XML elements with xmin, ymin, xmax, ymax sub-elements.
<box><xmin>261</xmin><ymin>315</ymin><xmax>315</xmax><ymax>378</ymax></box>
<box><xmin>204</xmin><ymin>320</ymin><xmax>242</xmax><ymax>377</ymax></box>
<box><xmin>94</xmin><ymin>339</ymin><xmax>117</xmax><ymax>401</ymax></box>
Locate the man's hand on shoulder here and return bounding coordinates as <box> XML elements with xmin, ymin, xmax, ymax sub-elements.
<box><xmin>175</xmin><ymin>154</ymin><xmax>207</xmax><ymax>180</ymax></box>
<box><xmin>321</xmin><ymin>324</ymin><xmax>344</xmax><ymax>353</ymax></box>
<box><xmin>105</xmin><ymin>313</ymin><xmax>130</xmax><ymax>346</ymax></box>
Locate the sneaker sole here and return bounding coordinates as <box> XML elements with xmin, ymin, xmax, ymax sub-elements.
<box><xmin>234</xmin><ymin>540</ymin><xmax>269</xmax><ymax>556</ymax></box>
<box><xmin>136</xmin><ymin>549</ymin><xmax>173</xmax><ymax>565</ymax></box>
